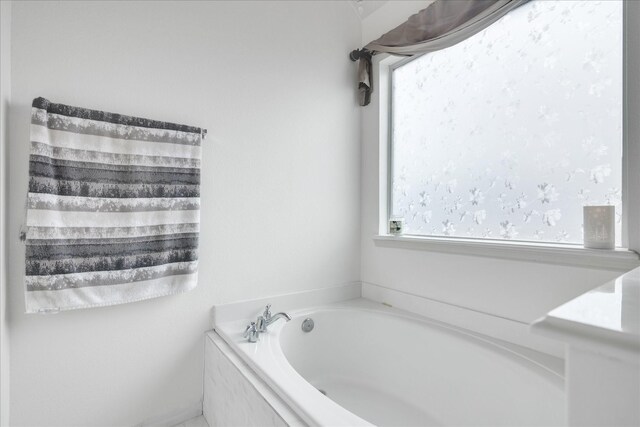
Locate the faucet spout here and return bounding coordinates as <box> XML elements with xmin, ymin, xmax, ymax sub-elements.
<box><xmin>252</xmin><ymin>305</ymin><xmax>292</xmax><ymax>337</ymax></box>
<box><xmin>265</xmin><ymin>312</ymin><xmax>291</xmax><ymax>326</ymax></box>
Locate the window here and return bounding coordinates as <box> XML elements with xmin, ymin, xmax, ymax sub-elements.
<box><xmin>390</xmin><ymin>0</ymin><xmax>623</xmax><ymax>246</ymax></box>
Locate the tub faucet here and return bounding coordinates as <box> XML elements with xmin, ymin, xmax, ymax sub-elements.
<box><xmin>256</xmin><ymin>304</ymin><xmax>291</xmax><ymax>333</ymax></box>
<box><xmin>243</xmin><ymin>305</ymin><xmax>291</xmax><ymax>342</ymax></box>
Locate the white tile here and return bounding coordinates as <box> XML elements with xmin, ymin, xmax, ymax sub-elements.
<box><xmin>204</xmin><ymin>336</ymin><xmax>290</xmax><ymax>427</ymax></box>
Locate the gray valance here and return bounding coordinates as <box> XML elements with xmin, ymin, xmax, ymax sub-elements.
<box><xmin>351</xmin><ymin>0</ymin><xmax>529</xmax><ymax>106</ymax></box>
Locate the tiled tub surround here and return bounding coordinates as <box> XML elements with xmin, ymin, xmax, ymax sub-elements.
<box><xmin>204</xmin><ymin>333</ymin><xmax>304</xmax><ymax>427</ymax></box>
<box><xmin>207</xmin><ymin>285</ymin><xmax>565</xmax><ymax>426</ymax></box>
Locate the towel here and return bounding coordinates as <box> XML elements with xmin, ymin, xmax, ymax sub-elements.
<box><xmin>24</xmin><ymin>97</ymin><xmax>202</xmax><ymax>313</ymax></box>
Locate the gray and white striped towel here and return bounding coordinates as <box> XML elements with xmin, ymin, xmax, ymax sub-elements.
<box><xmin>24</xmin><ymin>97</ymin><xmax>202</xmax><ymax>313</ymax></box>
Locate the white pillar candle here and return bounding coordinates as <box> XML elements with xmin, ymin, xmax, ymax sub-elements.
<box><xmin>583</xmin><ymin>205</ymin><xmax>615</xmax><ymax>249</ymax></box>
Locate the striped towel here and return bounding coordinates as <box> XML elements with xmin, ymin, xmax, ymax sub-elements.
<box><xmin>24</xmin><ymin>97</ymin><xmax>202</xmax><ymax>313</ymax></box>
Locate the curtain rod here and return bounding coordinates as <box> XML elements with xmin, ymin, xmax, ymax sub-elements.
<box><xmin>349</xmin><ymin>48</ymin><xmax>372</xmax><ymax>62</ymax></box>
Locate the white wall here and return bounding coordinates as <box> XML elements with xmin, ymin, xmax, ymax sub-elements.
<box><xmin>360</xmin><ymin>1</ymin><xmax>636</xmax><ymax>325</ymax></box>
<box><xmin>0</xmin><ymin>1</ymin><xmax>12</xmax><ymax>426</ymax></box>
<box><xmin>361</xmin><ymin>1</ymin><xmax>428</xmax><ymax>44</ymax></box>
<box><xmin>7</xmin><ymin>1</ymin><xmax>361</xmax><ymax>425</ymax></box>
<box><xmin>0</xmin><ymin>1</ymin><xmax>11</xmax><ymax>425</ymax></box>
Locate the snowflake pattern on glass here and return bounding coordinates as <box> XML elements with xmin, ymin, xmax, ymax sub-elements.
<box><xmin>391</xmin><ymin>0</ymin><xmax>622</xmax><ymax>245</ymax></box>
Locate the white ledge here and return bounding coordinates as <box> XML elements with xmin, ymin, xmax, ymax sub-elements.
<box><xmin>530</xmin><ymin>267</ymin><xmax>640</xmax><ymax>364</ymax></box>
<box><xmin>374</xmin><ymin>234</ymin><xmax>640</xmax><ymax>270</ymax></box>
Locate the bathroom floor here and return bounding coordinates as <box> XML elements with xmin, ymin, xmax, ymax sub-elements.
<box><xmin>173</xmin><ymin>415</ymin><xmax>209</xmax><ymax>427</ymax></box>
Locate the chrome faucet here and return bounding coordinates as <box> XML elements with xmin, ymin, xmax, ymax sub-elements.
<box><xmin>243</xmin><ymin>321</ymin><xmax>259</xmax><ymax>343</ymax></box>
<box><xmin>256</xmin><ymin>304</ymin><xmax>291</xmax><ymax>332</ymax></box>
<box><xmin>243</xmin><ymin>305</ymin><xmax>291</xmax><ymax>342</ymax></box>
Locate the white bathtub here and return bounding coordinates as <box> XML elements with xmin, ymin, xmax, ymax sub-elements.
<box><xmin>214</xmin><ymin>299</ymin><xmax>565</xmax><ymax>426</ymax></box>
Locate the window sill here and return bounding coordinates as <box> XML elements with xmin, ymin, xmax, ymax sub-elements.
<box><xmin>373</xmin><ymin>234</ymin><xmax>640</xmax><ymax>271</ymax></box>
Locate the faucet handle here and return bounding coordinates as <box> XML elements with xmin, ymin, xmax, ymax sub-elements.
<box><xmin>263</xmin><ymin>304</ymin><xmax>272</xmax><ymax>320</ymax></box>
<box><xmin>243</xmin><ymin>322</ymin><xmax>259</xmax><ymax>342</ymax></box>
<box><xmin>243</xmin><ymin>321</ymin><xmax>256</xmax><ymax>337</ymax></box>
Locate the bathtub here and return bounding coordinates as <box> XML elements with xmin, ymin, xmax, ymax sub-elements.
<box><xmin>213</xmin><ymin>298</ymin><xmax>565</xmax><ymax>426</ymax></box>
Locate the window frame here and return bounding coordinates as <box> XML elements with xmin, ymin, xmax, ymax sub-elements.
<box><xmin>375</xmin><ymin>0</ymin><xmax>640</xmax><ymax>270</ymax></box>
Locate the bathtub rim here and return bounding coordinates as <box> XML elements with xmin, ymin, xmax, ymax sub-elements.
<box><xmin>210</xmin><ymin>282</ymin><xmax>565</xmax><ymax>359</ymax></box>
<box><xmin>214</xmin><ymin>298</ymin><xmax>564</xmax><ymax>427</ymax></box>
<box><xmin>215</xmin><ymin>307</ymin><xmax>374</xmax><ymax>426</ymax></box>
<box><xmin>277</xmin><ymin>302</ymin><xmax>565</xmax><ymax>381</ymax></box>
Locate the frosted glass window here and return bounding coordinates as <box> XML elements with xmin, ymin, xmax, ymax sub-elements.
<box><xmin>391</xmin><ymin>0</ymin><xmax>623</xmax><ymax>245</ymax></box>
